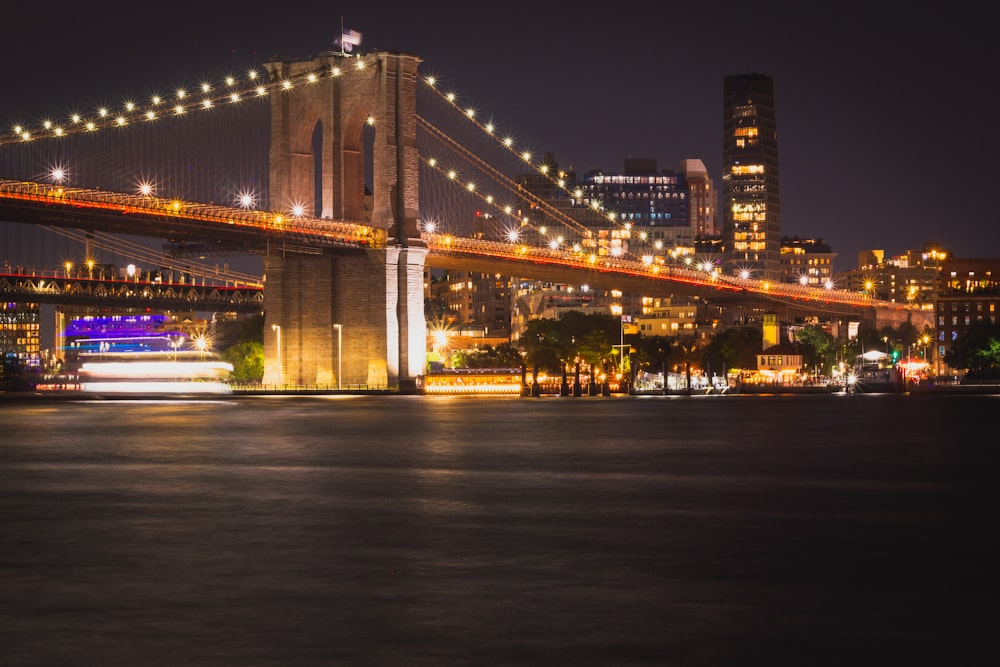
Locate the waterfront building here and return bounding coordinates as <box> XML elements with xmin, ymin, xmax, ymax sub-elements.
<box><xmin>754</xmin><ymin>341</ymin><xmax>804</xmax><ymax>384</ymax></box>
<box><xmin>935</xmin><ymin>257</ymin><xmax>1000</xmax><ymax>374</ymax></box>
<box><xmin>634</xmin><ymin>297</ymin><xmax>699</xmax><ymax>338</ymax></box>
<box><xmin>722</xmin><ymin>73</ymin><xmax>781</xmax><ymax>282</ymax></box>
<box><xmin>0</xmin><ymin>300</ymin><xmax>41</xmax><ymax>369</ymax></box>
<box><xmin>427</xmin><ymin>270</ymin><xmax>514</xmax><ymax>339</ymax></box>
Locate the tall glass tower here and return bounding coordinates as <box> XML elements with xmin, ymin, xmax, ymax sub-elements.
<box><xmin>722</xmin><ymin>73</ymin><xmax>781</xmax><ymax>282</ymax></box>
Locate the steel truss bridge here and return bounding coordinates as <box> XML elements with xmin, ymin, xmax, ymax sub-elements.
<box><xmin>0</xmin><ymin>270</ymin><xmax>263</xmax><ymax>313</ymax></box>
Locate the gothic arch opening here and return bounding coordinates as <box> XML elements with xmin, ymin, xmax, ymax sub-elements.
<box><xmin>312</xmin><ymin>120</ymin><xmax>323</xmax><ymax>217</ymax></box>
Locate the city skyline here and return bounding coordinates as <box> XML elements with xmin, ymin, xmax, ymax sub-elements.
<box><xmin>2</xmin><ymin>3</ymin><xmax>995</xmax><ymax>273</ymax></box>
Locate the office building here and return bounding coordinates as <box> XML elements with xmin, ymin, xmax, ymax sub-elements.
<box><xmin>427</xmin><ymin>270</ymin><xmax>514</xmax><ymax>339</ymax></box>
<box><xmin>780</xmin><ymin>236</ymin><xmax>836</xmax><ymax>287</ymax></box>
<box><xmin>517</xmin><ymin>155</ymin><xmax>715</xmax><ymax>262</ymax></box>
<box><xmin>835</xmin><ymin>243</ymin><xmax>947</xmax><ymax>305</ymax></box>
<box><xmin>680</xmin><ymin>159</ymin><xmax>718</xmax><ymax>236</ymax></box>
<box><xmin>0</xmin><ymin>300</ymin><xmax>41</xmax><ymax>369</ymax></box>
<box><xmin>722</xmin><ymin>73</ymin><xmax>781</xmax><ymax>282</ymax></box>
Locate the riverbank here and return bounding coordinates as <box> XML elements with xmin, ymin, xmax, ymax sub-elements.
<box><xmin>5</xmin><ymin>382</ymin><xmax>1000</xmax><ymax>401</ymax></box>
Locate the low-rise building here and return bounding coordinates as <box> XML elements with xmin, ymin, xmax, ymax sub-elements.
<box><xmin>936</xmin><ymin>257</ymin><xmax>1000</xmax><ymax>374</ymax></box>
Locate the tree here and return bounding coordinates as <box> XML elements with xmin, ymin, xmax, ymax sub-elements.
<box><xmin>794</xmin><ymin>324</ymin><xmax>837</xmax><ymax>375</ymax></box>
<box><xmin>703</xmin><ymin>326</ymin><xmax>762</xmax><ymax>373</ymax></box>
<box><xmin>558</xmin><ymin>312</ymin><xmax>620</xmax><ymax>383</ymax></box>
<box><xmin>519</xmin><ymin>318</ymin><xmax>564</xmax><ymax>375</ymax></box>
<box><xmin>1</xmin><ymin>354</ymin><xmax>34</xmax><ymax>392</ymax></box>
<box><xmin>450</xmin><ymin>344</ymin><xmax>523</xmax><ymax>369</ymax></box>
<box><xmin>632</xmin><ymin>335</ymin><xmax>672</xmax><ymax>376</ymax></box>
<box><xmin>492</xmin><ymin>343</ymin><xmax>525</xmax><ymax>368</ymax></box>
<box><xmin>237</xmin><ymin>313</ymin><xmax>265</xmax><ymax>343</ymax></box>
<box><xmin>944</xmin><ymin>320</ymin><xmax>1000</xmax><ymax>379</ymax></box>
<box><xmin>223</xmin><ymin>341</ymin><xmax>264</xmax><ymax>383</ymax></box>
<box><xmin>516</xmin><ymin>312</ymin><xmax>620</xmax><ymax>393</ymax></box>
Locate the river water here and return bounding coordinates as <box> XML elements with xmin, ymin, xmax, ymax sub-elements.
<box><xmin>1</xmin><ymin>393</ymin><xmax>996</xmax><ymax>666</ymax></box>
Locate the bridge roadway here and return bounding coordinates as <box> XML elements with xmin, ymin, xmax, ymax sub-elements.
<box><xmin>0</xmin><ymin>179</ymin><xmax>915</xmax><ymax>321</ymax></box>
<box><xmin>424</xmin><ymin>235</ymin><xmax>902</xmax><ymax>320</ymax></box>
<box><xmin>0</xmin><ymin>179</ymin><xmax>383</xmax><ymax>256</ymax></box>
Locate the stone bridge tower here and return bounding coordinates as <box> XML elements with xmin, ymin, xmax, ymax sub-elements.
<box><xmin>262</xmin><ymin>51</ymin><xmax>426</xmax><ymax>392</ymax></box>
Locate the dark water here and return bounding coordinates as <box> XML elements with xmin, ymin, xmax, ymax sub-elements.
<box><xmin>1</xmin><ymin>393</ymin><xmax>997</xmax><ymax>666</ymax></box>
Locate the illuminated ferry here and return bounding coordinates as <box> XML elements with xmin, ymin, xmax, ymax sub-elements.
<box><xmin>846</xmin><ymin>351</ymin><xmax>904</xmax><ymax>394</ymax></box>
<box><xmin>60</xmin><ymin>314</ymin><xmax>234</xmax><ymax>396</ymax></box>
<box><xmin>77</xmin><ymin>350</ymin><xmax>234</xmax><ymax>396</ymax></box>
<box><xmin>422</xmin><ymin>369</ymin><xmax>523</xmax><ymax>395</ymax></box>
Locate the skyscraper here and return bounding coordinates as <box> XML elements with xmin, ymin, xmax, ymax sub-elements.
<box><xmin>722</xmin><ymin>73</ymin><xmax>781</xmax><ymax>282</ymax></box>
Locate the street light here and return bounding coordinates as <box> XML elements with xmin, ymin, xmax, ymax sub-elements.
<box><xmin>333</xmin><ymin>323</ymin><xmax>343</xmax><ymax>391</ymax></box>
<box><xmin>272</xmin><ymin>324</ymin><xmax>282</xmax><ymax>387</ymax></box>
<box><xmin>169</xmin><ymin>335</ymin><xmax>182</xmax><ymax>361</ymax></box>
<box><xmin>193</xmin><ymin>334</ymin><xmax>209</xmax><ymax>360</ymax></box>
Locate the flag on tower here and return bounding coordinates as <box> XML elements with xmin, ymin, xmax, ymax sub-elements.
<box><xmin>339</xmin><ymin>29</ymin><xmax>362</xmax><ymax>53</ymax></box>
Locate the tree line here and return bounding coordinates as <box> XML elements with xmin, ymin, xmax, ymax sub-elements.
<box><xmin>6</xmin><ymin>311</ymin><xmax>1000</xmax><ymax>392</ymax></box>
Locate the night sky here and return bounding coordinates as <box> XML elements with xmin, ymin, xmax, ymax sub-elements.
<box><xmin>2</xmin><ymin>3</ymin><xmax>995</xmax><ymax>273</ymax></box>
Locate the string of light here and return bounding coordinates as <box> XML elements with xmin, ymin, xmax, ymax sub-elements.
<box><xmin>416</xmin><ymin>115</ymin><xmax>592</xmax><ymax>240</ymax></box>
<box><xmin>421</xmin><ymin>74</ymin><xmax>628</xmax><ymax>233</ymax></box>
<box><xmin>1</xmin><ymin>54</ymin><xmax>867</xmax><ymax>301</ymax></box>
<box><xmin>0</xmin><ymin>55</ymin><xmax>375</xmax><ymax>147</ymax></box>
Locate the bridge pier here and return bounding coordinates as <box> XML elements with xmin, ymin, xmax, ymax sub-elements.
<box><xmin>262</xmin><ymin>50</ymin><xmax>425</xmax><ymax>392</ymax></box>
<box><xmin>263</xmin><ymin>247</ymin><xmax>425</xmax><ymax>391</ymax></box>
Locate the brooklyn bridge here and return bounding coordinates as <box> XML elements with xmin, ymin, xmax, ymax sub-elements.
<box><xmin>0</xmin><ymin>49</ymin><xmax>920</xmax><ymax>391</ymax></box>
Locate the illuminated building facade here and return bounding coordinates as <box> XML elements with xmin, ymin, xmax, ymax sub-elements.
<box><xmin>936</xmin><ymin>258</ymin><xmax>1000</xmax><ymax>373</ymax></box>
<box><xmin>634</xmin><ymin>297</ymin><xmax>699</xmax><ymax>338</ymax></box>
<box><xmin>0</xmin><ymin>301</ymin><xmax>41</xmax><ymax>368</ymax></box>
<box><xmin>780</xmin><ymin>237</ymin><xmax>836</xmax><ymax>287</ymax></box>
<box><xmin>680</xmin><ymin>159</ymin><xmax>718</xmax><ymax>236</ymax></box>
<box><xmin>580</xmin><ymin>158</ymin><xmax>690</xmax><ymax>230</ymax></box>
<box><xmin>722</xmin><ymin>73</ymin><xmax>781</xmax><ymax>282</ymax></box>
<box><xmin>516</xmin><ymin>155</ymin><xmax>716</xmax><ymax>260</ymax></box>
<box><xmin>428</xmin><ymin>270</ymin><xmax>514</xmax><ymax>339</ymax></box>
<box><xmin>835</xmin><ymin>243</ymin><xmax>946</xmax><ymax>304</ymax></box>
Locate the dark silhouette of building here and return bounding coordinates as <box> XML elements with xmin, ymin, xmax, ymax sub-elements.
<box><xmin>722</xmin><ymin>73</ymin><xmax>781</xmax><ymax>282</ymax></box>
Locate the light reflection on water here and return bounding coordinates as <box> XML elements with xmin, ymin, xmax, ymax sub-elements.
<box><xmin>1</xmin><ymin>394</ymin><xmax>997</xmax><ymax>665</ymax></box>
